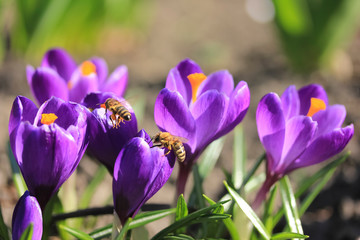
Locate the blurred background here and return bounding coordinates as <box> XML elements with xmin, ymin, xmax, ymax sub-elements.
<box><xmin>0</xmin><ymin>0</ymin><xmax>360</xmax><ymax>239</ymax></box>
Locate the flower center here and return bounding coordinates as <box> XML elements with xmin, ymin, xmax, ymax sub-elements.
<box><xmin>80</xmin><ymin>61</ymin><xmax>96</xmax><ymax>76</ymax></box>
<box><xmin>41</xmin><ymin>113</ymin><xmax>58</xmax><ymax>125</ymax></box>
<box><xmin>187</xmin><ymin>73</ymin><xmax>207</xmax><ymax>102</ymax></box>
<box><xmin>306</xmin><ymin>98</ymin><xmax>326</xmax><ymax>117</ymax></box>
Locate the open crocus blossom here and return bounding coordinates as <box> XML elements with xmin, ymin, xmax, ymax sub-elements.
<box><xmin>27</xmin><ymin>48</ymin><xmax>128</xmax><ymax>105</ymax></box>
<box><xmin>113</xmin><ymin>129</ymin><xmax>175</xmax><ymax>225</ymax></box>
<box><xmin>9</xmin><ymin>96</ymin><xmax>89</xmax><ymax>209</ymax></box>
<box><xmin>154</xmin><ymin>59</ymin><xmax>250</xmax><ymax>194</ymax></box>
<box><xmin>253</xmin><ymin>84</ymin><xmax>354</xmax><ymax>207</ymax></box>
<box><xmin>82</xmin><ymin>92</ymin><xmax>138</xmax><ymax>173</ymax></box>
<box><xmin>12</xmin><ymin>191</ymin><xmax>43</xmax><ymax>240</ymax></box>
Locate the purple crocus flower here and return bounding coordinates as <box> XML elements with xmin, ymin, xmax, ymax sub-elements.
<box><xmin>113</xmin><ymin>129</ymin><xmax>175</xmax><ymax>225</ymax></box>
<box><xmin>253</xmin><ymin>84</ymin><xmax>354</xmax><ymax>207</ymax></box>
<box><xmin>82</xmin><ymin>92</ymin><xmax>138</xmax><ymax>173</ymax></box>
<box><xmin>154</xmin><ymin>59</ymin><xmax>250</xmax><ymax>194</ymax></box>
<box><xmin>12</xmin><ymin>191</ymin><xmax>43</xmax><ymax>240</ymax></box>
<box><xmin>27</xmin><ymin>48</ymin><xmax>128</xmax><ymax>105</ymax></box>
<box><xmin>9</xmin><ymin>96</ymin><xmax>89</xmax><ymax>209</ymax></box>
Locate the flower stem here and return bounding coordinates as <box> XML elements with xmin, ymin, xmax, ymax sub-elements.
<box><xmin>252</xmin><ymin>175</ymin><xmax>278</xmax><ymax>209</ymax></box>
<box><xmin>176</xmin><ymin>163</ymin><xmax>193</xmax><ymax>197</ymax></box>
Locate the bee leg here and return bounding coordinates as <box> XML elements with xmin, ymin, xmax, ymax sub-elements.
<box><xmin>110</xmin><ymin>114</ymin><xmax>117</xmax><ymax>128</ymax></box>
<box><xmin>164</xmin><ymin>147</ymin><xmax>172</xmax><ymax>156</ymax></box>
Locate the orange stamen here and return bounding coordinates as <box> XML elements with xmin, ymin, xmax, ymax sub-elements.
<box><xmin>80</xmin><ymin>61</ymin><xmax>96</xmax><ymax>76</ymax></box>
<box><xmin>41</xmin><ymin>113</ymin><xmax>58</xmax><ymax>125</ymax></box>
<box><xmin>187</xmin><ymin>73</ymin><xmax>207</xmax><ymax>102</ymax></box>
<box><xmin>67</xmin><ymin>81</ymin><xmax>73</xmax><ymax>90</ymax></box>
<box><xmin>306</xmin><ymin>98</ymin><xmax>326</xmax><ymax>117</ymax></box>
<box><xmin>100</xmin><ymin>103</ymin><xmax>106</xmax><ymax>109</ymax></box>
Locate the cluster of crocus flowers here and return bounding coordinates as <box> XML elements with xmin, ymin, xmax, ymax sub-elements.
<box><xmin>26</xmin><ymin>48</ymin><xmax>128</xmax><ymax>105</ymax></box>
<box><xmin>9</xmin><ymin>96</ymin><xmax>90</xmax><ymax>209</ymax></box>
<box><xmin>82</xmin><ymin>92</ymin><xmax>138</xmax><ymax>173</ymax></box>
<box><xmin>253</xmin><ymin>84</ymin><xmax>354</xmax><ymax>207</ymax></box>
<box><xmin>155</xmin><ymin>59</ymin><xmax>250</xmax><ymax>194</ymax></box>
<box><xmin>112</xmin><ymin>129</ymin><xmax>176</xmax><ymax>225</ymax></box>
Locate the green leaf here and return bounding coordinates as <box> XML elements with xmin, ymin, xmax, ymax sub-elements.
<box><xmin>89</xmin><ymin>224</ymin><xmax>112</xmax><ymax>240</ymax></box>
<box><xmin>151</xmin><ymin>201</ymin><xmax>228</xmax><ymax>240</ymax></box>
<box><xmin>203</xmin><ymin>195</ymin><xmax>240</xmax><ymax>240</ymax></box>
<box><xmin>273</xmin><ymin>153</ymin><xmax>348</xmax><ymax>226</ymax></box>
<box><xmin>175</xmin><ymin>194</ymin><xmax>188</xmax><ymax>234</ymax></box>
<box><xmin>0</xmin><ymin>205</ymin><xmax>10</xmax><ymax>240</ymax></box>
<box><xmin>271</xmin><ymin>232</ymin><xmax>309</xmax><ymax>240</ymax></box>
<box><xmin>7</xmin><ymin>142</ymin><xmax>27</xmax><ymax>196</ymax></box>
<box><xmin>279</xmin><ymin>176</ymin><xmax>303</xmax><ymax>235</ymax></box>
<box><xmin>20</xmin><ymin>223</ymin><xmax>33</xmax><ymax>240</ymax></box>
<box><xmin>176</xmin><ymin>194</ymin><xmax>188</xmax><ymax>220</ymax></box>
<box><xmin>129</xmin><ymin>208</ymin><xmax>176</xmax><ymax>229</ymax></box>
<box><xmin>239</xmin><ymin>153</ymin><xmax>266</xmax><ymax>192</ymax></box>
<box><xmin>192</xmin><ymin>165</ymin><xmax>206</xmax><ymax>209</ymax></box>
<box><xmin>198</xmin><ymin>137</ymin><xmax>225</xmax><ymax>178</ymax></box>
<box><xmin>263</xmin><ymin>185</ymin><xmax>278</xmax><ymax>233</ymax></box>
<box><xmin>116</xmin><ymin>217</ymin><xmax>132</xmax><ymax>240</ymax></box>
<box><xmin>233</xmin><ymin>125</ymin><xmax>246</xmax><ymax>189</ymax></box>
<box><xmin>296</xmin><ymin>153</ymin><xmax>348</xmax><ymax>198</ymax></box>
<box><xmin>58</xmin><ymin>224</ymin><xmax>93</xmax><ymax>240</ymax></box>
<box><xmin>224</xmin><ymin>181</ymin><xmax>271</xmax><ymax>240</ymax></box>
<box><xmin>163</xmin><ymin>234</ymin><xmax>195</xmax><ymax>240</ymax></box>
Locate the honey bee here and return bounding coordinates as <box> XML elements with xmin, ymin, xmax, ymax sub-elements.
<box><xmin>100</xmin><ymin>98</ymin><xmax>131</xmax><ymax>128</ymax></box>
<box><xmin>151</xmin><ymin>132</ymin><xmax>187</xmax><ymax>162</ymax></box>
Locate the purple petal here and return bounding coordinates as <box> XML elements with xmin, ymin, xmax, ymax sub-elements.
<box><xmin>34</xmin><ymin>97</ymin><xmax>85</xmax><ymax>131</ymax></box>
<box><xmin>190</xmin><ymin>90</ymin><xmax>228</xmax><ymax>149</ymax></box>
<box><xmin>137</xmin><ymin>148</ymin><xmax>175</xmax><ymax>209</ymax></box>
<box><xmin>275</xmin><ymin>116</ymin><xmax>317</xmax><ymax>173</ymax></box>
<box><xmin>9</xmin><ymin>96</ymin><xmax>38</xmax><ymax>135</ymax></box>
<box><xmin>298</xmin><ymin>84</ymin><xmax>328</xmax><ymax>116</ymax></box>
<box><xmin>26</xmin><ymin>65</ymin><xmax>35</xmax><ymax>86</ymax></box>
<box><xmin>31</xmin><ymin>67</ymin><xmax>69</xmax><ymax>105</ymax></box>
<box><xmin>90</xmin><ymin>57</ymin><xmax>108</xmax><ymax>85</ymax></box>
<box><xmin>215</xmin><ymin>81</ymin><xmax>250</xmax><ymax>138</ymax></box>
<box><xmin>197</xmin><ymin>70</ymin><xmax>234</xmax><ymax>97</ymax></box>
<box><xmin>41</xmin><ymin>48</ymin><xmax>76</xmax><ymax>82</ymax></box>
<box><xmin>256</xmin><ymin>93</ymin><xmax>286</xmax><ymax>172</ymax></box>
<box><xmin>312</xmin><ymin>105</ymin><xmax>346</xmax><ymax>138</ymax></box>
<box><xmin>12</xmin><ymin>191</ymin><xmax>43</xmax><ymax>240</ymax></box>
<box><xmin>154</xmin><ymin>89</ymin><xmax>196</xmax><ymax>145</ymax></box>
<box><xmin>101</xmin><ymin>65</ymin><xmax>128</xmax><ymax>97</ymax></box>
<box><xmin>113</xmin><ymin>137</ymin><xmax>155</xmax><ymax>224</ymax></box>
<box><xmin>165</xmin><ymin>59</ymin><xmax>202</xmax><ymax>105</ymax></box>
<box><xmin>15</xmin><ymin>123</ymin><xmax>79</xmax><ymax>209</ymax></box>
<box><xmin>68</xmin><ymin>69</ymin><xmax>99</xmax><ymax>103</ymax></box>
<box><xmin>166</xmin><ymin>68</ymin><xmax>192</xmax><ymax>105</ymax></box>
<box><xmin>286</xmin><ymin>124</ymin><xmax>354</xmax><ymax>172</ymax></box>
<box><xmin>84</xmin><ymin>93</ymin><xmax>138</xmax><ymax>172</ymax></box>
<box><xmin>281</xmin><ymin>85</ymin><xmax>300</xmax><ymax>120</ymax></box>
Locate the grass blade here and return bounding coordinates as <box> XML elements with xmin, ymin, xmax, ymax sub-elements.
<box><xmin>271</xmin><ymin>232</ymin><xmax>309</xmax><ymax>240</ymax></box>
<box><xmin>224</xmin><ymin>181</ymin><xmax>271</xmax><ymax>240</ymax></box>
<box><xmin>279</xmin><ymin>176</ymin><xmax>303</xmax><ymax>235</ymax></box>
<box><xmin>58</xmin><ymin>224</ymin><xmax>93</xmax><ymax>240</ymax></box>
<box><xmin>233</xmin><ymin>125</ymin><xmax>246</xmax><ymax>189</ymax></box>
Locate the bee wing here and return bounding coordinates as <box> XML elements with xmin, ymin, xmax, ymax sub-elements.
<box><xmin>174</xmin><ymin>136</ymin><xmax>188</xmax><ymax>143</ymax></box>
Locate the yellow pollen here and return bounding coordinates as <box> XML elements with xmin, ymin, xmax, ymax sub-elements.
<box><xmin>306</xmin><ymin>98</ymin><xmax>326</xmax><ymax>117</ymax></box>
<box><xmin>80</xmin><ymin>61</ymin><xmax>96</xmax><ymax>76</ymax></box>
<box><xmin>41</xmin><ymin>113</ymin><xmax>58</xmax><ymax>125</ymax></box>
<box><xmin>187</xmin><ymin>73</ymin><xmax>207</xmax><ymax>102</ymax></box>
<box><xmin>67</xmin><ymin>81</ymin><xmax>73</xmax><ymax>90</ymax></box>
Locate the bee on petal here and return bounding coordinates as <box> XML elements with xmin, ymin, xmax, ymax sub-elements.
<box><xmin>101</xmin><ymin>98</ymin><xmax>131</xmax><ymax>128</ymax></box>
<box><xmin>151</xmin><ymin>132</ymin><xmax>187</xmax><ymax>162</ymax></box>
